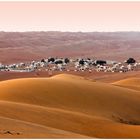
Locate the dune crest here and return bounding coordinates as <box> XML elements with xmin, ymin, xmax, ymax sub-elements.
<box><xmin>113</xmin><ymin>78</ymin><xmax>140</xmax><ymax>91</ymax></box>
<box><xmin>51</xmin><ymin>73</ymin><xmax>85</xmax><ymax>80</ymax></box>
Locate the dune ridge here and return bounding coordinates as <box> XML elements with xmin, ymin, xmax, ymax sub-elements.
<box><xmin>113</xmin><ymin>78</ymin><xmax>140</xmax><ymax>91</ymax></box>
<box><xmin>0</xmin><ymin>74</ymin><xmax>140</xmax><ymax>138</ymax></box>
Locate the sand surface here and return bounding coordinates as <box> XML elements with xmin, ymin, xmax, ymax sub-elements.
<box><xmin>113</xmin><ymin>78</ymin><xmax>140</xmax><ymax>91</ymax></box>
<box><xmin>0</xmin><ymin>32</ymin><xmax>140</xmax><ymax>64</ymax></box>
<box><xmin>0</xmin><ymin>74</ymin><xmax>140</xmax><ymax>138</ymax></box>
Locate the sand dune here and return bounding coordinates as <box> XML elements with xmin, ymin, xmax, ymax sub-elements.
<box><xmin>0</xmin><ymin>32</ymin><xmax>140</xmax><ymax>64</ymax></box>
<box><xmin>0</xmin><ymin>114</ymin><xmax>89</xmax><ymax>138</ymax></box>
<box><xmin>113</xmin><ymin>78</ymin><xmax>140</xmax><ymax>91</ymax></box>
<box><xmin>0</xmin><ymin>74</ymin><xmax>140</xmax><ymax>138</ymax></box>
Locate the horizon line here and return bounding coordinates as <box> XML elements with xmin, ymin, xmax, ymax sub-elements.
<box><xmin>1</xmin><ymin>30</ymin><xmax>140</xmax><ymax>33</ymax></box>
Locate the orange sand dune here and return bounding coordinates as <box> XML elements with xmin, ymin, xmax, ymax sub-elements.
<box><xmin>0</xmin><ymin>115</ymin><xmax>89</xmax><ymax>138</ymax></box>
<box><xmin>0</xmin><ymin>74</ymin><xmax>140</xmax><ymax>138</ymax></box>
<box><xmin>113</xmin><ymin>78</ymin><xmax>140</xmax><ymax>91</ymax></box>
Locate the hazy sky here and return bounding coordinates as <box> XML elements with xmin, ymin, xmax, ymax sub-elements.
<box><xmin>0</xmin><ymin>2</ymin><xmax>140</xmax><ymax>32</ymax></box>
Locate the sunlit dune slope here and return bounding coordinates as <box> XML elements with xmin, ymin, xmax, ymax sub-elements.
<box><xmin>0</xmin><ymin>74</ymin><xmax>140</xmax><ymax>138</ymax></box>
<box><xmin>0</xmin><ymin>74</ymin><xmax>140</xmax><ymax>119</ymax></box>
<box><xmin>0</xmin><ymin>113</ymin><xmax>88</xmax><ymax>138</ymax></box>
<box><xmin>113</xmin><ymin>78</ymin><xmax>140</xmax><ymax>91</ymax></box>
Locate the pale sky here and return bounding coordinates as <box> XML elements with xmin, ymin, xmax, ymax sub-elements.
<box><xmin>0</xmin><ymin>2</ymin><xmax>140</xmax><ymax>32</ymax></box>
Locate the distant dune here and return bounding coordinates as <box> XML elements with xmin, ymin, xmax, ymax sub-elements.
<box><xmin>0</xmin><ymin>74</ymin><xmax>140</xmax><ymax>138</ymax></box>
<box><xmin>0</xmin><ymin>32</ymin><xmax>140</xmax><ymax>64</ymax></box>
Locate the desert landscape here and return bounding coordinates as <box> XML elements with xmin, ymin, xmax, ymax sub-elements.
<box><xmin>0</xmin><ymin>31</ymin><xmax>140</xmax><ymax>64</ymax></box>
<box><xmin>0</xmin><ymin>72</ymin><xmax>140</xmax><ymax>138</ymax></box>
<box><xmin>0</xmin><ymin>32</ymin><xmax>140</xmax><ymax>138</ymax></box>
<box><xmin>1</xmin><ymin>1</ymin><xmax>140</xmax><ymax>138</ymax></box>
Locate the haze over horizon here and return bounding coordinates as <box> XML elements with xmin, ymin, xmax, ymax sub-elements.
<box><xmin>0</xmin><ymin>2</ymin><xmax>140</xmax><ymax>32</ymax></box>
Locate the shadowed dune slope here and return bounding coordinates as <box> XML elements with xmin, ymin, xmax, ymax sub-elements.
<box><xmin>0</xmin><ymin>74</ymin><xmax>140</xmax><ymax>138</ymax></box>
<box><xmin>113</xmin><ymin>78</ymin><xmax>140</xmax><ymax>91</ymax></box>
